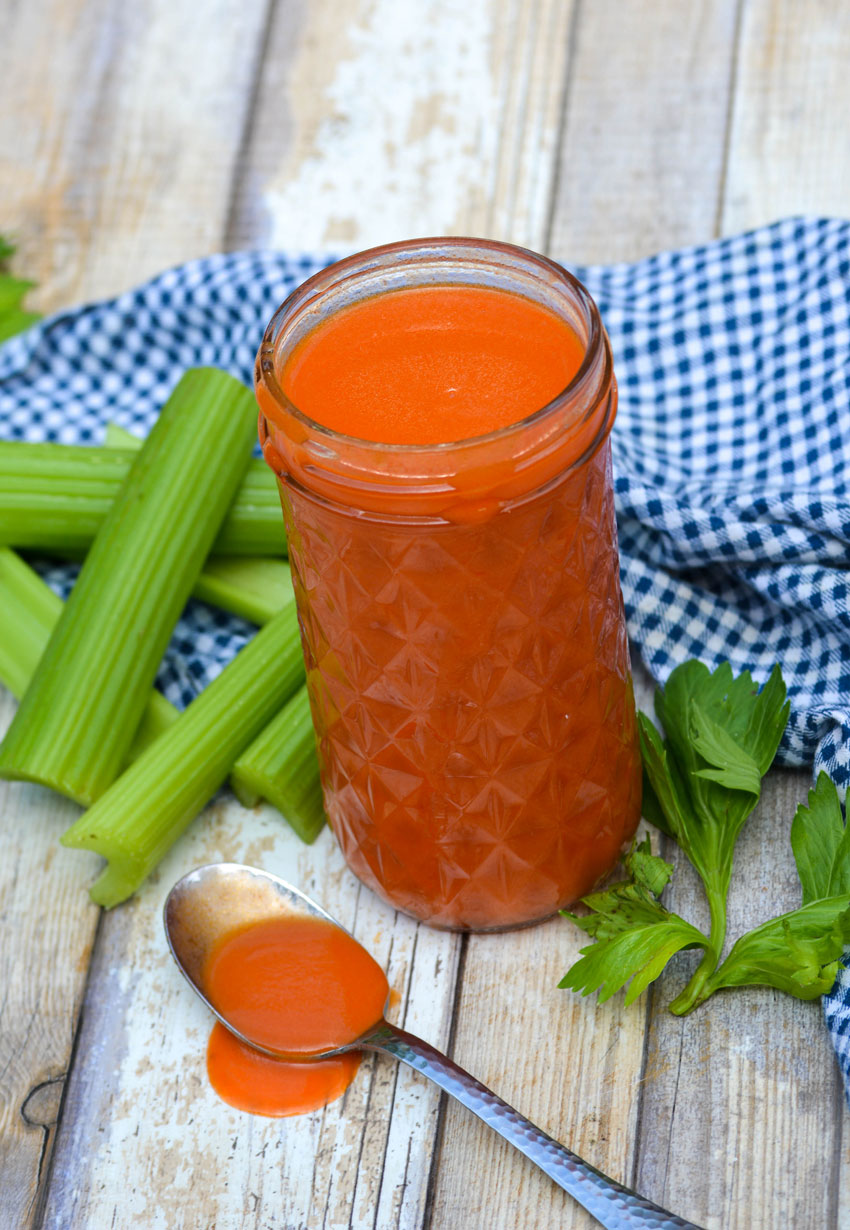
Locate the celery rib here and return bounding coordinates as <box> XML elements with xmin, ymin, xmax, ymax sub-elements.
<box><xmin>61</xmin><ymin>607</ymin><xmax>306</xmax><ymax>906</ymax></box>
<box><xmin>0</xmin><ymin>442</ymin><xmax>286</xmax><ymax>557</ymax></box>
<box><xmin>0</xmin><ymin>547</ymin><xmax>179</xmax><ymax>757</ymax></box>
<box><xmin>0</xmin><ymin>368</ymin><xmax>258</xmax><ymax>804</ymax></box>
<box><xmin>105</xmin><ymin>421</ymin><xmax>295</xmax><ymax>624</ymax></box>
<box><xmin>231</xmin><ymin>685</ymin><xmax>326</xmax><ymax>843</ymax></box>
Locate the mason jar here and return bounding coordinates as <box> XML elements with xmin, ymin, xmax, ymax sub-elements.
<box><xmin>256</xmin><ymin>238</ymin><xmax>641</xmax><ymax>930</ymax></box>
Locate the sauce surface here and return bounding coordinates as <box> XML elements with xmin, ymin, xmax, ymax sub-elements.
<box><xmin>282</xmin><ymin>284</ymin><xmax>584</xmax><ymax>444</ymax></box>
<box><xmin>203</xmin><ymin>914</ymin><xmax>389</xmax><ymax>1117</ymax></box>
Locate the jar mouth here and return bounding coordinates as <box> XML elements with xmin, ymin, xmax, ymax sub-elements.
<box><xmin>255</xmin><ymin>237</ymin><xmax>612</xmax><ymax>454</ymax></box>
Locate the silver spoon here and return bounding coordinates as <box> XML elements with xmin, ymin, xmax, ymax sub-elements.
<box><xmin>164</xmin><ymin>862</ymin><xmax>703</xmax><ymax>1230</ymax></box>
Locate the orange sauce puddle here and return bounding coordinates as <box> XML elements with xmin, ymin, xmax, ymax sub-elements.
<box><xmin>203</xmin><ymin>914</ymin><xmax>389</xmax><ymax>1118</ymax></box>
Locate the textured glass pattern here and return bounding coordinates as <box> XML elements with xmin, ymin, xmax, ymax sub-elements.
<box><xmin>282</xmin><ymin>439</ymin><xmax>641</xmax><ymax>930</ymax></box>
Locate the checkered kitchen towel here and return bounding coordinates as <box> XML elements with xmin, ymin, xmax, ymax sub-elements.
<box><xmin>1</xmin><ymin>218</ymin><xmax>849</xmax><ymax>1077</ymax></box>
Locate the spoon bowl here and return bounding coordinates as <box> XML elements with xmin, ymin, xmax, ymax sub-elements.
<box><xmin>164</xmin><ymin>861</ymin><xmax>360</xmax><ymax>1060</ymax></box>
<box><xmin>164</xmin><ymin>862</ymin><xmax>703</xmax><ymax>1230</ymax></box>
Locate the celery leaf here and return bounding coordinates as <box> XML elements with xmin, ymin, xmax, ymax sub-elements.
<box><xmin>0</xmin><ymin>237</ymin><xmax>41</xmax><ymax>341</ymax></box>
<box><xmin>790</xmin><ymin>772</ymin><xmax>850</xmax><ymax>905</ymax></box>
<box><xmin>559</xmin><ymin>838</ymin><xmax>707</xmax><ymax>1005</ymax></box>
<box><xmin>705</xmin><ymin>898</ymin><xmax>850</xmax><ymax>1001</ymax></box>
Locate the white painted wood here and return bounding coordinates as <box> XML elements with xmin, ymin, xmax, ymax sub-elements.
<box><xmin>227</xmin><ymin>0</ymin><xmax>575</xmax><ymax>253</ymax></box>
<box><xmin>547</xmin><ymin>0</ymin><xmax>740</xmax><ymax>264</ymax></box>
<box><xmin>0</xmin><ymin>0</ymin><xmax>270</xmax><ymax>311</ymax></box>
<box><xmin>722</xmin><ymin>0</ymin><xmax>850</xmax><ymax>235</ymax></box>
<box><xmin>0</xmin><ymin>690</ymin><xmax>102</xmax><ymax>1230</ymax></box>
<box><xmin>717</xmin><ymin>3</ymin><xmax>850</xmax><ymax>1221</ymax></box>
<box><xmin>635</xmin><ymin>768</ymin><xmax>844</xmax><ymax>1230</ymax></box>
<box><xmin>0</xmin><ymin>0</ymin><xmax>274</xmax><ymax>1221</ymax></box>
<box><xmin>41</xmin><ymin>800</ymin><xmax>459</xmax><ymax>1230</ymax></box>
<box><xmin>5</xmin><ymin>0</ymin><xmax>850</xmax><ymax>1226</ymax></box>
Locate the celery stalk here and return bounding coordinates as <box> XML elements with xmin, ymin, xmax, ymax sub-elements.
<box><xmin>192</xmin><ymin>557</ymin><xmax>296</xmax><ymax>625</ymax></box>
<box><xmin>0</xmin><ymin>547</ymin><xmax>179</xmax><ymax>757</ymax></box>
<box><xmin>0</xmin><ymin>442</ymin><xmax>286</xmax><ymax>556</ymax></box>
<box><xmin>0</xmin><ymin>546</ymin><xmax>62</xmax><ymax>698</ymax></box>
<box><xmin>0</xmin><ymin>368</ymin><xmax>258</xmax><ymax>804</ymax></box>
<box><xmin>104</xmin><ymin>421</ymin><xmax>295</xmax><ymax>624</ymax></box>
<box><xmin>61</xmin><ymin>607</ymin><xmax>305</xmax><ymax>907</ymax></box>
<box><xmin>230</xmin><ymin>685</ymin><xmax>325</xmax><ymax>842</ymax></box>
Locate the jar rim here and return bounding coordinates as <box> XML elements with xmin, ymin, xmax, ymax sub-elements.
<box><xmin>255</xmin><ymin>236</ymin><xmax>612</xmax><ymax>455</ymax></box>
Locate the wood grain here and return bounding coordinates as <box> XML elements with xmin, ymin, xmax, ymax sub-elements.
<box><xmin>0</xmin><ymin>0</ymin><xmax>272</xmax><ymax>1221</ymax></box>
<box><xmin>635</xmin><ymin>769</ymin><xmax>844</xmax><ymax>1230</ymax></box>
<box><xmin>227</xmin><ymin>0</ymin><xmax>575</xmax><ymax>252</ymax></box>
<box><xmin>547</xmin><ymin>0</ymin><xmax>741</xmax><ymax>264</ymax></box>
<box><xmin>0</xmin><ymin>691</ymin><xmax>102</xmax><ymax>1230</ymax></box>
<box><xmin>0</xmin><ymin>0</ymin><xmax>271</xmax><ymax>311</ymax></box>
<box><xmin>719</xmin><ymin>4</ymin><xmax>850</xmax><ymax>1221</ymax></box>
<box><xmin>4</xmin><ymin>0</ymin><xmax>850</xmax><ymax>1226</ymax></box>
<box><xmin>41</xmin><ymin>805</ymin><xmax>460</xmax><ymax>1230</ymax></box>
<box><xmin>722</xmin><ymin>0</ymin><xmax>850</xmax><ymax>234</ymax></box>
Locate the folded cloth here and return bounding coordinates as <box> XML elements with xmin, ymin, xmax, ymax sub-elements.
<box><xmin>1</xmin><ymin>218</ymin><xmax>849</xmax><ymax>1081</ymax></box>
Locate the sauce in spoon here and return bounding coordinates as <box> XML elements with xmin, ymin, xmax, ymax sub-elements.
<box><xmin>202</xmin><ymin>915</ymin><xmax>389</xmax><ymax>1117</ymax></box>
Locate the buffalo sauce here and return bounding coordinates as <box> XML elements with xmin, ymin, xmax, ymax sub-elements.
<box><xmin>202</xmin><ymin>914</ymin><xmax>389</xmax><ymax>1117</ymax></box>
<box><xmin>282</xmin><ymin>284</ymin><xmax>585</xmax><ymax>444</ymax></box>
<box><xmin>259</xmin><ymin>270</ymin><xmax>641</xmax><ymax>929</ymax></box>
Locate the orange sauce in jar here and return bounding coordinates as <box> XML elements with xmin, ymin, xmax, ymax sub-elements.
<box><xmin>257</xmin><ymin>241</ymin><xmax>642</xmax><ymax>930</ymax></box>
<box><xmin>203</xmin><ymin>915</ymin><xmax>388</xmax><ymax>1118</ymax></box>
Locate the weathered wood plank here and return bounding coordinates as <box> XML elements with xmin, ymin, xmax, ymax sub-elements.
<box><xmin>721</xmin><ymin>0</ymin><xmax>850</xmax><ymax>234</ymax></box>
<box><xmin>0</xmin><ymin>0</ymin><xmax>271</xmax><ymax>311</ymax></box>
<box><xmin>547</xmin><ymin>0</ymin><xmax>740</xmax><ymax>264</ymax></box>
<box><xmin>42</xmin><ymin>806</ymin><xmax>461</xmax><ymax>1230</ymax></box>
<box><xmin>0</xmin><ymin>1</ymin><xmax>272</xmax><ymax>1222</ymax></box>
<box><xmin>227</xmin><ymin>0</ymin><xmax>575</xmax><ymax>253</ymax></box>
<box><xmin>635</xmin><ymin>768</ymin><xmax>845</xmax><ymax>1230</ymax></box>
<box><xmin>431</xmin><ymin>4</ymin><xmax>744</xmax><ymax>1224</ymax></box>
<box><xmin>429</xmin><ymin>665</ymin><xmax>657</xmax><ymax>1229</ymax></box>
<box><xmin>0</xmin><ymin>692</ymin><xmax>102</xmax><ymax>1230</ymax></box>
<box><xmin>540</xmin><ymin>2</ymin><xmax>850</xmax><ymax>1225</ymax></box>
<box><xmin>720</xmin><ymin>2</ymin><xmax>850</xmax><ymax>1223</ymax></box>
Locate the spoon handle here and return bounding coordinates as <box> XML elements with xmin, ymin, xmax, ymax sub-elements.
<box><xmin>360</xmin><ymin>1021</ymin><xmax>703</xmax><ymax>1230</ymax></box>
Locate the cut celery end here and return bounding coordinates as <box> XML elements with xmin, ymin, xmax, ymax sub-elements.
<box><xmin>61</xmin><ymin>604</ymin><xmax>305</xmax><ymax>907</ymax></box>
<box><xmin>0</xmin><ymin>369</ymin><xmax>257</xmax><ymax>805</ymax></box>
<box><xmin>193</xmin><ymin>557</ymin><xmax>296</xmax><ymax>626</ymax></box>
<box><xmin>0</xmin><ymin>441</ymin><xmax>286</xmax><ymax>557</ymax></box>
<box><xmin>103</xmin><ymin>422</ymin><xmax>143</xmax><ymax>450</ymax></box>
<box><xmin>230</xmin><ymin>685</ymin><xmax>326</xmax><ymax>844</ymax></box>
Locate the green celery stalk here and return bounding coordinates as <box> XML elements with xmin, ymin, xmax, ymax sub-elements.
<box><xmin>0</xmin><ymin>546</ymin><xmax>62</xmax><ymax>698</ymax></box>
<box><xmin>0</xmin><ymin>442</ymin><xmax>286</xmax><ymax>556</ymax></box>
<box><xmin>230</xmin><ymin>685</ymin><xmax>325</xmax><ymax>843</ymax></box>
<box><xmin>193</xmin><ymin>556</ymin><xmax>295</xmax><ymax>625</ymax></box>
<box><xmin>0</xmin><ymin>368</ymin><xmax>258</xmax><ymax>804</ymax></box>
<box><xmin>104</xmin><ymin>421</ymin><xmax>294</xmax><ymax>624</ymax></box>
<box><xmin>61</xmin><ymin>606</ymin><xmax>305</xmax><ymax>907</ymax></box>
<box><xmin>0</xmin><ymin>547</ymin><xmax>178</xmax><ymax>756</ymax></box>
<box><xmin>0</xmin><ymin>549</ymin><xmax>314</xmax><ymax>844</ymax></box>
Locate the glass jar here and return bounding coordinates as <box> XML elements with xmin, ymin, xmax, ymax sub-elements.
<box><xmin>256</xmin><ymin>238</ymin><xmax>641</xmax><ymax>930</ymax></box>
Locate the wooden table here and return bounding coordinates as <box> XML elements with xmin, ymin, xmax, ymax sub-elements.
<box><xmin>2</xmin><ymin>3</ymin><xmax>850</xmax><ymax>1227</ymax></box>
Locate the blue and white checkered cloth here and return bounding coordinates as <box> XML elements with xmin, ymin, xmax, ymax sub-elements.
<box><xmin>2</xmin><ymin>218</ymin><xmax>850</xmax><ymax>1082</ymax></box>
